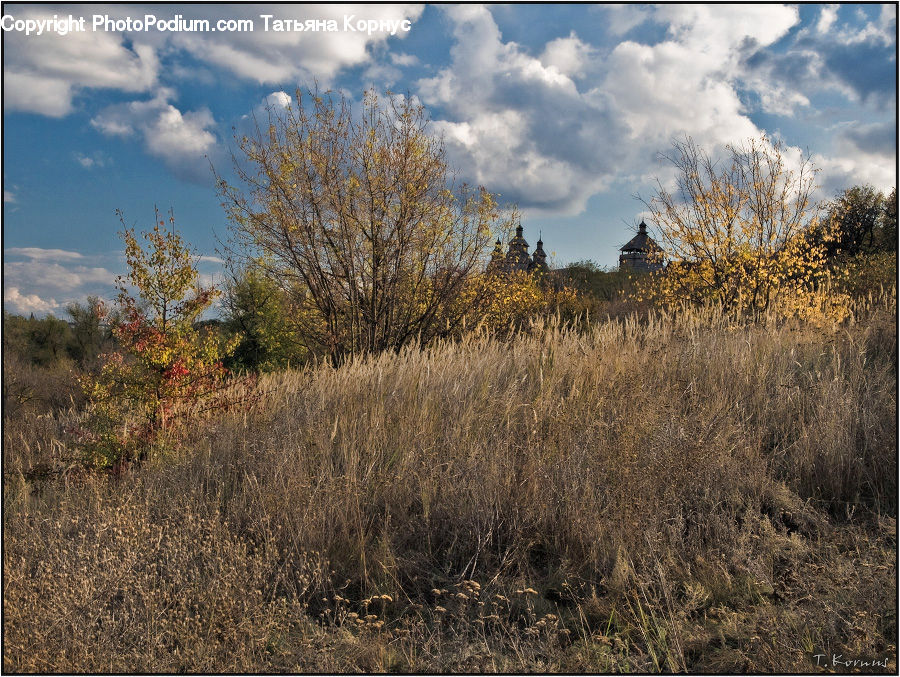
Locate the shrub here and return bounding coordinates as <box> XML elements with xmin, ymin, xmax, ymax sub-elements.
<box><xmin>458</xmin><ymin>270</ymin><xmax>579</xmax><ymax>334</ymax></box>
<box><xmin>76</xmin><ymin>210</ymin><xmax>242</xmax><ymax>471</ymax></box>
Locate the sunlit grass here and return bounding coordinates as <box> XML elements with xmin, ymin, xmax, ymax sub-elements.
<box><xmin>3</xmin><ymin>289</ymin><xmax>896</xmax><ymax>672</ymax></box>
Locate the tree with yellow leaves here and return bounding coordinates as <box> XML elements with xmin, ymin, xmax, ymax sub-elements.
<box><xmin>641</xmin><ymin>136</ymin><xmax>834</xmax><ymax>313</ymax></box>
<box><xmin>220</xmin><ymin>88</ymin><xmax>514</xmax><ymax>363</ymax></box>
<box><xmin>76</xmin><ymin>209</ymin><xmax>241</xmax><ymax>471</ymax></box>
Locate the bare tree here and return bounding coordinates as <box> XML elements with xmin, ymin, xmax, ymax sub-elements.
<box><xmin>219</xmin><ymin>89</ymin><xmax>511</xmax><ymax>362</ymax></box>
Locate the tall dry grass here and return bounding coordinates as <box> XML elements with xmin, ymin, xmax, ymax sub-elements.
<box><xmin>4</xmin><ymin>291</ymin><xmax>897</xmax><ymax>672</ymax></box>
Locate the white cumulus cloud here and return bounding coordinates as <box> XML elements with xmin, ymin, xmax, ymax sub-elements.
<box><xmin>416</xmin><ymin>5</ymin><xmax>806</xmax><ymax>215</ymax></box>
<box><xmin>4</xmin><ymin>287</ymin><xmax>61</xmax><ymax>315</ymax></box>
<box><xmin>3</xmin><ymin>248</ymin><xmax>119</xmax><ymax>316</ymax></box>
<box><xmin>418</xmin><ymin>5</ymin><xmax>628</xmax><ymax>215</ymax></box>
<box><xmin>817</xmin><ymin>5</ymin><xmax>840</xmax><ymax>34</ymax></box>
<box><xmin>91</xmin><ymin>89</ymin><xmax>219</xmax><ymax>184</ymax></box>
<box><xmin>540</xmin><ymin>32</ymin><xmax>597</xmax><ymax>78</ymax></box>
<box><xmin>169</xmin><ymin>4</ymin><xmax>424</xmax><ymax>85</ymax></box>
<box><xmin>3</xmin><ymin>8</ymin><xmax>157</xmax><ymax>117</ymax></box>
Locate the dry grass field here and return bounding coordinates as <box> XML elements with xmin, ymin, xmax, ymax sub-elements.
<box><xmin>3</xmin><ymin>293</ymin><xmax>897</xmax><ymax>672</ymax></box>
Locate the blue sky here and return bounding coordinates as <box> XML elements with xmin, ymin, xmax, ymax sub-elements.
<box><xmin>2</xmin><ymin>3</ymin><xmax>896</xmax><ymax>316</ymax></box>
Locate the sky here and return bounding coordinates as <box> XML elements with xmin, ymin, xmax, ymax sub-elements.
<box><xmin>2</xmin><ymin>3</ymin><xmax>897</xmax><ymax>317</ymax></box>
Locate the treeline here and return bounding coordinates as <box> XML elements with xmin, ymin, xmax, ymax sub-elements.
<box><xmin>819</xmin><ymin>184</ymin><xmax>896</xmax><ymax>258</ymax></box>
<box><xmin>0</xmin><ymin>264</ymin><xmax>634</xmax><ymax>376</ymax></box>
<box><xmin>0</xmin><ymin>262</ymin><xmax>604</xmax><ymax>417</ymax></box>
<box><xmin>4</xmin><ymin>297</ymin><xmax>117</xmax><ymax>369</ymax></box>
<box><xmin>814</xmin><ymin>184</ymin><xmax>897</xmax><ymax>298</ymax></box>
<box><xmin>4</xmin><ymin>182</ymin><xmax>895</xmax><ymax>378</ymax></box>
<box><xmin>3</xmin><ymin>299</ymin><xmax>111</xmax><ymax>415</ymax></box>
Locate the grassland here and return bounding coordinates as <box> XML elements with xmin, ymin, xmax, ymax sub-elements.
<box><xmin>3</xmin><ymin>293</ymin><xmax>897</xmax><ymax>672</ymax></box>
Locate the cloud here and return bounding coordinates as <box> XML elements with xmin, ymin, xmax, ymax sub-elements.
<box><xmin>4</xmin><ymin>4</ymin><xmax>423</xmax><ymax>128</ymax></box>
<box><xmin>169</xmin><ymin>4</ymin><xmax>424</xmax><ymax>85</ymax></box>
<box><xmin>91</xmin><ymin>89</ymin><xmax>219</xmax><ymax>183</ymax></box>
<box><xmin>813</xmin><ymin>151</ymin><xmax>897</xmax><ymax>198</ymax></box>
<box><xmin>3</xmin><ymin>287</ymin><xmax>60</xmax><ymax>315</ymax></box>
<box><xmin>743</xmin><ymin>5</ymin><xmax>897</xmax><ymax>113</ymax></box>
<box><xmin>74</xmin><ymin>151</ymin><xmax>110</xmax><ymax>169</ymax></box>
<box><xmin>838</xmin><ymin>121</ymin><xmax>896</xmax><ymax>158</ymax></box>
<box><xmin>601</xmin><ymin>5</ymin><xmax>652</xmax><ymax>36</ymax></box>
<box><xmin>819</xmin><ymin>40</ymin><xmax>896</xmax><ymax>106</ymax></box>
<box><xmin>657</xmin><ymin>4</ymin><xmax>886</xmax><ymax>119</ymax></box>
<box><xmin>418</xmin><ymin>6</ymin><xmax>630</xmax><ymax>215</ymax></box>
<box><xmin>4</xmin><ymin>189</ymin><xmax>16</xmax><ymax>203</ymax></box>
<box><xmin>6</xmin><ymin>247</ymin><xmax>85</xmax><ymax>261</ymax></box>
<box><xmin>2</xmin><ymin>8</ymin><xmax>157</xmax><ymax>116</ymax></box>
<box><xmin>417</xmin><ymin>5</ymin><xmax>805</xmax><ymax>214</ymax></box>
<box><xmin>4</xmin><ymin>260</ymin><xmax>115</xmax><ymax>291</ymax></box>
<box><xmin>739</xmin><ymin>49</ymin><xmax>818</xmax><ymax>116</ymax></box>
<box><xmin>812</xmin><ymin>120</ymin><xmax>898</xmax><ymax>195</ymax></box>
<box><xmin>263</xmin><ymin>91</ymin><xmax>292</xmax><ymax>110</ymax></box>
<box><xmin>663</xmin><ymin>4</ymin><xmax>798</xmax><ymax>50</ymax></box>
<box><xmin>418</xmin><ymin>3</ymin><xmax>892</xmax><ymax>217</ymax></box>
<box><xmin>817</xmin><ymin>5</ymin><xmax>840</xmax><ymax>34</ymax></box>
<box><xmin>3</xmin><ymin>248</ymin><xmax>120</xmax><ymax>316</ymax></box>
<box><xmin>827</xmin><ymin>4</ymin><xmax>896</xmax><ymax>46</ymax></box>
<box><xmin>2</xmin><ymin>5</ymin><xmax>423</xmax><ymax>183</ymax></box>
<box><xmin>3</xmin><ymin>4</ymin><xmax>422</xmax><ymax>120</ymax></box>
<box><xmin>602</xmin><ymin>38</ymin><xmax>760</xmax><ymax>149</ymax></box>
<box><xmin>390</xmin><ymin>52</ymin><xmax>419</xmax><ymax>67</ymax></box>
<box><xmin>602</xmin><ymin>4</ymin><xmax>802</xmax><ymax>147</ymax></box>
<box><xmin>2</xmin><ymin>246</ymin><xmax>229</xmax><ymax>317</ymax></box>
<box><xmin>237</xmin><ymin>91</ymin><xmax>295</xmax><ymax>136</ymax></box>
<box><xmin>539</xmin><ymin>32</ymin><xmax>597</xmax><ymax>78</ymax></box>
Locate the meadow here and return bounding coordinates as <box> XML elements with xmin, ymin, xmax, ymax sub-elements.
<box><xmin>3</xmin><ymin>292</ymin><xmax>897</xmax><ymax>672</ymax></box>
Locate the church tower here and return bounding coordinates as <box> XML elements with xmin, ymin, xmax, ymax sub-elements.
<box><xmin>488</xmin><ymin>238</ymin><xmax>505</xmax><ymax>270</ymax></box>
<box><xmin>619</xmin><ymin>220</ymin><xmax>663</xmax><ymax>272</ymax></box>
<box><xmin>530</xmin><ymin>235</ymin><xmax>548</xmax><ymax>273</ymax></box>
<box><xmin>505</xmin><ymin>224</ymin><xmax>531</xmax><ymax>272</ymax></box>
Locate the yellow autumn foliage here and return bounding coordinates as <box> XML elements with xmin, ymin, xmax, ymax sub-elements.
<box><xmin>458</xmin><ymin>270</ymin><xmax>579</xmax><ymax>332</ymax></box>
<box><xmin>640</xmin><ymin>135</ymin><xmax>842</xmax><ymax>317</ymax></box>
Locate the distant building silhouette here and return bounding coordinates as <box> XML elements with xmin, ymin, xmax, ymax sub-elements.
<box><xmin>619</xmin><ymin>221</ymin><xmax>663</xmax><ymax>272</ymax></box>
<box><xmin>489</xmin><ymin>224</ymin><xmax>549</xmax><ymax>274</ymax></box>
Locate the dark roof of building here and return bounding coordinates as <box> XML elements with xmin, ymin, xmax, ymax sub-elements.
<box><xmin>620</xmin><ymin>221</ymin><xmax>661</xmax><ymax>252</ymax></box>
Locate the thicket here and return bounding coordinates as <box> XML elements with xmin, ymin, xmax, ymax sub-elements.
<box><xmin>3</xmin><ymin>298</ymin><xmax>115</xmax><ymax>418</ymax></box>
<box><xmin>639</xmin><ymin>137</ymin><xmax>896</xmax><ymax>323</ymax></box>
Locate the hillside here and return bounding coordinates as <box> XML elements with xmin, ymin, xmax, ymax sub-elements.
<box><xmin>3</xmin><ymin>294</ymin><xmax>897</xmax><ymax>672</ymax></box>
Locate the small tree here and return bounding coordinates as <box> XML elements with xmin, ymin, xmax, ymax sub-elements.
<box><xmin>642</xmin><ymin>136</ymin><xmax>831</xmax><ymax>312</ymax></box>
<box><xmin>66</xmin><ymin>296</ymin><xmax>117</xmax><ymax>368</ymax></box>
<box><xmin>223</xmin><ymin>262</ymin><xmax>306</xmax><ymax>371</ymax></box>
<box><xmin>820</xmin><ymin>185</ymin><xmax>898</xmax><ymax>298</ymax></box>
<box><xmin>78</xmin><ymin>209</ymin><xmax>239</xmax><ymax>470</ymax></box>
<box><xmin>559</xmin><ymin>260</ymin><xmax>636</xmax><ymax>303</ymax></box>
<box><xmin>220</xmin><ymin>88</ymin><xmax>512</xmax><ymax>363</ymax></box>
<box><xmin>27</xmin><ymin>315</ymin><xmax>73</xmax><ymax>367</ymax></box>
<box><xmin>822</xmin><ymin>185</ymin><xmax>885</xmax><ymax>258</ymax></box>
